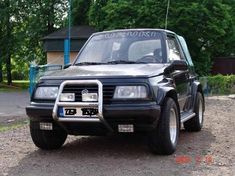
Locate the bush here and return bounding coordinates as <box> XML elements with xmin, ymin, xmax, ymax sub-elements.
<box><xmin>12</xmin><ymin>70</ymin><xmax>26</xmax><ymax>80</ymax></box>
<box><xmin>201</xmin><ymin>75</ymin><xmax>235</xmax><ymax>95</ymax></box>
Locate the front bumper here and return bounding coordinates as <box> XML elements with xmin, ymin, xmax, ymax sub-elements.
<box><xmin>26</xmin><ymin>102</ymin><xmax>161</xmax><ymax>134</ymax></box>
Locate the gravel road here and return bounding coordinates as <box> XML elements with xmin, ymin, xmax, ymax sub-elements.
<box><xmin>0</xmin><ymin>97</ymin><xmax>234</xmax><ymax>176</ymax></box>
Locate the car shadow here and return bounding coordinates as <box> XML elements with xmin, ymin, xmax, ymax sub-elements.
<box><xmin>7</xmin><ymin>128</ymin><xmax>216</xmax><ymax>176</ymax></box>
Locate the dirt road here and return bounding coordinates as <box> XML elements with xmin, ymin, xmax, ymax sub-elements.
<box><xmin>0</xmin><ymin>97</ymin><xmax>234</xmax><ymax>176</ymax></box>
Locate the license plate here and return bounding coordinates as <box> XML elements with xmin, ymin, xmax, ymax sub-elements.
<box><xmin>64</xmin><ymin>108</ymin><xmax>82</xmax><ymax>116</ymax></box>
<box><xmin>61</xmin><ymin>107</ymin><xmax>98</xmax><ymax>117</ymax></box>
<box><xmin>81</xmin><ymin>108</ymin><xmax>98</xmax><ymax>116</ymax></box>
<box><xmin>65</xmin><ymin>108</ymin><xmax>77</xmax><ymax>115</ymax></box>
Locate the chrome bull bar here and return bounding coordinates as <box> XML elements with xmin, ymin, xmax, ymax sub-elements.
<box><xmin>52</xmin><ymin>80</ymin><xmax>113</xmax><ymax>132</ymax></box>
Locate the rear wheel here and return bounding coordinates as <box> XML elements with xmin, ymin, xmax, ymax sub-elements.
<box><xmin>184</xmin><ymin>92</ymin><xmax>204</xmax><ymax>131</ymax></box>
<box><xmin>148</xmin><ymin>97</ymin><xmax>180</xmax><ymax>155</ymax></box>
<box><xmin>30</xmin><ymin>121</ymin><xmax>67</xmax><ymax>150</ymax></box>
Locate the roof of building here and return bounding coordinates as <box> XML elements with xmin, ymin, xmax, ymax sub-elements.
<box><xmin>42</xmin><ymin>25</ymin><xmax>96</xmax><ymax>40</ymax></box>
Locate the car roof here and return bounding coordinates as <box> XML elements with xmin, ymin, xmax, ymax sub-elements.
<box><xmin>93</xmin><ymin>28</ymin><xmax>176</xmax><ymax>36</ymax></box>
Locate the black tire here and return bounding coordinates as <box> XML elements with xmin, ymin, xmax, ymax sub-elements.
<box><xmin>184</xmin><ymin>92</ymin><xmax>204</xmax><ymax>132</ymax></box>
<box><xmin>148</xmin><ymin>97</ymin><xmax>180</xmax><ymax>155</ymax></box>
<box><xmin>30</xmin><ymin>121</ymin><xmax>67</xmax><ymax>150</ymax></box>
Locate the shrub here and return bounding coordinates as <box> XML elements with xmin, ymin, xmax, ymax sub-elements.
<box><xmin>12</xmin><ymin>70</ymin><xmax>26</xmax><ymax>80</ymax></box>
<box><xmin>201</xmin><ymin>75</ymin><xmax>235</xmax><ymax>95</ymax></box>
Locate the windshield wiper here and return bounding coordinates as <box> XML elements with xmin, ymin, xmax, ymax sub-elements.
<box><xmin>106</xmin><ymin>60</ymin><xmax>137</xmax><ymax>64</ymax></box>
<box><xmin>74</xmin><ymin>62</ymin><xmax>105</xmax><ymax>65</ymax></box>
<box><xmin>75</xmin><ymin>60</ymin><xmax>146</xmax><ymax>65</ymax></box>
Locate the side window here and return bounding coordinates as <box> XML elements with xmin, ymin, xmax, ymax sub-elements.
<box><xmin>167</xmin><ymin>36</ymin><xmax>182</xmax><ymax>61</ymax></box>
<box><xmin>128</xmin><ymin>39</ymin><xmax>162</xmax><ymax>62</ymax></box>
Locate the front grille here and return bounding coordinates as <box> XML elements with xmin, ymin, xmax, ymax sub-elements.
<box><xmin>62</xmin><ymin>84</ymin><xmax>115</xmax><ymax>104</ymax></box>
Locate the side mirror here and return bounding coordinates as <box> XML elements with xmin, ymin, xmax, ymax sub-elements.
<box><xmin>64</xmin><ymin>63</ymin><xmax>72</xmax><ymax>69</ymax></box>
<box><xmin>171</xmin><ymin>60</ymin><xmax>188</xmax><ymax>71</ymax></box>
<box><xmin>164</xmin><ymin>60</ymin><xmax>188</xmax><ymax>73</ymax></box>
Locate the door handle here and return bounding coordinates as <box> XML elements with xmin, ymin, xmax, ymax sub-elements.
<box><xmin>185</xmin><ymin>73</ymin><xmax>189</xmax><ymax>79</ymax></box>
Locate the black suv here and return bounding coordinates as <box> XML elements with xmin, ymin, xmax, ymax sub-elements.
<box><xmin>26</xmin><ymin>29</ymin><xmax>205</xmax><ymax>155</ymax></box>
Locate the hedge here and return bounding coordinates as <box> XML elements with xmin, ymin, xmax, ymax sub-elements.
<box><xmin>200</xmin><ymin>75</ymin><xmax>235</xmax><ymax>95</ymax></box>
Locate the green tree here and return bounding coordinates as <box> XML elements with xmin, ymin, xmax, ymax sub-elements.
<box><xmin>90</xmin><ymin>0</ymin><xmax>234</xmax><ymax>75</ymax></box>
<box><xmin>0</xmin><ymin>12</ymin><xmax>3</xmax><ymax>82</ymax></box>
<box><xmin>0</xmin><ymin>0</ymin><xmax>18</xmax><ymax>84</ymax></box>
<box><xmin>89</xmin><ymin>0</ymin><xmax>108</xmax><ymax>30</ymax></box>
<box><xmin>16</xmin><ymin>0</ymin><xmax>68</xmax><ymax>64</ymax></box>
<box><xmin>72</xmin><ymin>0</ymin><xmax>92</xmax><ymax>25</ymax></box>
<box><xmin>0</xmin><ymin>0</ymin><xmax>68</xmax><ymax>83</ymax></box>
<box><xmin>222</xmin><ymin>0</ymin><xmax>235</xmax><ymax>56</ymax></box>
<box><xmin>165</xmin><ymin>0</ymin><xmax>233</xmax><ymax>75</ymax></box>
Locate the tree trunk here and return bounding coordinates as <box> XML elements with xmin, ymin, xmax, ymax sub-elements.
<box><xmin>6</xmin><ymin>0</ymin><xmax>12</xmax><ymax>85</ymax></box>
<box><xmin>47</xmin><ymin>1</ymin><xmax>55</xmax><ymax>34</ymax></box>
<box><xmin>6</xmin><ymin>53</ymin><xmax>11</xmax><ymax>85</ymax></box>
<box><xmin>0</xmin><ymin>61</ymin><xmax>3</xmax><ymax>83</ymax></box>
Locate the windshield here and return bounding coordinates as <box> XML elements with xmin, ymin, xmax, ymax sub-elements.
<box><xmin>75</xmin><ymin>30</ymin><xmax>166</xmax><ymax>65</ymax></box>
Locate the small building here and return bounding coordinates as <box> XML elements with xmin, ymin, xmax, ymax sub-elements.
<box><xmin>42</xmin><ymin>26</ymin><xmax>96</xmax><ymax>65</ymax></box>
<box><xmin>211</xmin><ymin>57</ymin><xmax>235</xmax><ymax>75</ymax></box>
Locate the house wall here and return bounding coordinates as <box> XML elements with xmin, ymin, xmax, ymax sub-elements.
<box><xmin>47</xmin><ymin>51</ymin><xmax>78</xmax><ymax>65</ymax></box>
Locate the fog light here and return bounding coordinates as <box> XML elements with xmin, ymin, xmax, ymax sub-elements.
<box><xmin>40</xmin><ymin>122</ymin><xmax>53</xmax><ymax>130</ymax></box>
<box><xmin>82</xmin><ymin>93</ymin><xmax>98</xmax><ymax>102</ymax></box>
<box><xmin>60</xmin><ymin>93</ymin><xmax>75</xmax><ymax>102</ymax></box>
<box><xmin>118</xmin><ymin>124</ymin><xmax>134</xmax><ymax>133</ymax></box>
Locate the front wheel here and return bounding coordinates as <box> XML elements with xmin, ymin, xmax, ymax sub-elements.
<box><xmin>148</xmin><ymin>97</ymin><xmax>180</xmax><ymax>155</ymax></box>
<box><xmin>30</xmin><ymin>121</ymin><xmax>67</xmax><ymax>150</ymax></box>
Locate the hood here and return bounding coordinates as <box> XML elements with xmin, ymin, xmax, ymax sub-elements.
<box><xmin>43</xmin><ymin>64</ymin><xmax>168</xmax><ymax>79</ymax></box>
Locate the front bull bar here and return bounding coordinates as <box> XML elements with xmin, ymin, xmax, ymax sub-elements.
<box><xmin>52</xmin><ymin>80</ymin><xmax>113</xmax><ymax>132</ymax></box>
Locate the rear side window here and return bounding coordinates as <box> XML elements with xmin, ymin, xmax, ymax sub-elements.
<box><xmin>167</xmin><ymin>36</ymin><xmax>181</xmax><ymax>61</ymax></box>
<box><xmin>177</xmin><ymin>35</ymin><xmax>194</xmax><ymax>67</ymax></box>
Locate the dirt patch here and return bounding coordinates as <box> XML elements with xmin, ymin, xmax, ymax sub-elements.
<box><xmin>0</xmin><ymin>97</ymin><xmax>234</xmax><ymax>176</ymax></box>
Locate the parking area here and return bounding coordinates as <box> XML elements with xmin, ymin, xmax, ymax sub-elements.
<box><xmin>0</xmin><ymin>91</ymin><xmax>29</xmax><ymax>123</ymax></box>
<box><xmin>0</xmin><ymin>96</ymin><xmax>234</xmax><ymax>176</ymax></box>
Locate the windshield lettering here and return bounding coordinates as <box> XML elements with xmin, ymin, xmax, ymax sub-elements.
<box><xmin>103</xmin><ymin>31</ymin><xmax>160</xmax><ymax>39</ymax></box>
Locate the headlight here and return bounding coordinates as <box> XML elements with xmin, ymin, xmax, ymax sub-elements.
<box><xmin>34</xmin><ymin>87</ymin><xmax>58</xmax><ymax>99</ymax></box>
<box><xmin>113</xmin><ymin>86</ymin><xmax>147</xmax><ymax>99</ymax></box>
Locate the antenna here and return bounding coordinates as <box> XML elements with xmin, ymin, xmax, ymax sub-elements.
<box><xmin>165</xmin><ymin>0</ymin><xmax>170</xmax><ymax>30</ymax></box>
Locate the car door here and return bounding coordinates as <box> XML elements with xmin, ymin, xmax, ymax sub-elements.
<box><xmin>166</xmin><ymin>34</ymin><xmax>191</xmax><ymax>112</ymax></box>
<box><xmin>177</xmin><ymin>35</ymin><xmax>196</xmax><ymax>111</ymax></box>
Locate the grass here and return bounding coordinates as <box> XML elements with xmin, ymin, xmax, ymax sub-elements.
<box><xmin>0</xmin><ymin>120</ymin><xmax>28</xmax><ymax>133</ymax></box>
<box><xmin>0</xmin><ymin>80</ymin><xmax>29</xmax><ymax>92</ymax></box>
<box><xmin>10</xmin><ymin>80</ymin><xmax>29</xmax><ymax>89</ymax></box>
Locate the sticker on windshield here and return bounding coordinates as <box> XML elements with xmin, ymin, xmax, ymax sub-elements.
<box><xmin>112</xmin><ymin>42</ymin><xmax>121</xmax><ymax>51</ymax></box>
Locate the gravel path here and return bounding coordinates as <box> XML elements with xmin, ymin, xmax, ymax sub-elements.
<box><xmin>0</xmin><ymin>97</ymin><xmax>234</xmax><ymax>176</ymax></box>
